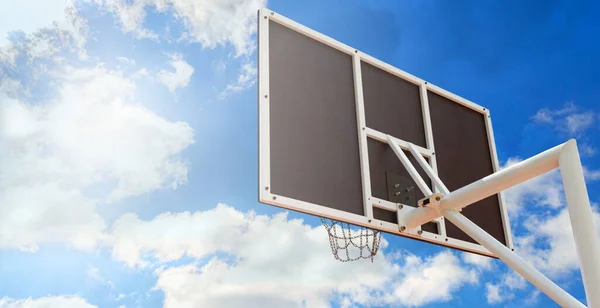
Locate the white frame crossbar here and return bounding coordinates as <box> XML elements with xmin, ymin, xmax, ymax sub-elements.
<box><xmin>401</xmin><ymin>138</ymin><xmax>600</xmax><ymax>308</ymax></box>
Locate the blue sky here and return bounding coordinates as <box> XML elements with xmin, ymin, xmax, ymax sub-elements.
<box><xmin>1</xmin><ymin>0</ymin><xmax>599</xmax><ymax>307</ymax></box>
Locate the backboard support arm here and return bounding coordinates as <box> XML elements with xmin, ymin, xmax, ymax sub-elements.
<box><xmin>387</xmin><ymin>136</ymin><xmax>600</xmax><ymax>308</ymax></box>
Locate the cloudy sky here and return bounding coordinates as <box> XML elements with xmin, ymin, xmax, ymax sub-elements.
<box><xmin>1</xmin><ymin>0</ymin><xmax>600</xmax><ymax>307</ymax></box>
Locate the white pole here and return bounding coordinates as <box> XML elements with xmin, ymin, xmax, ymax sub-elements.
<box><xmin>404</xmin><ymin>142</ymin><xmax>566</xmax><ymax>229</ymax></box>
<box><xmin>387</xmin><ymin>135</ymin><xmax>432</xmax><ymax>197</ymax></box>
<box><xmin>559</xmin><ymin>139</ymin><xmax>600</xmax><ymax>308</ymax></box>
<box><xmin>442</xmin><ymin>209</ymin><xmax>586</xmax><ymax>308</ymax></box>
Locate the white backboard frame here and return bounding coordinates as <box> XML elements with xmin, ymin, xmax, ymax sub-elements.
<box><xmin>257</xmin><ymin>8</ymin><xmax>514</xmax><ymax>257</ymax></box>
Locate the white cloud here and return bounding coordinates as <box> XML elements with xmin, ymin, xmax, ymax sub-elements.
<box><xmin>116</xmin><ymin>56</ymin><xmax>136</xmax><ymax>66</ymax></box>
<box><xmin>87</xmin><ymin>266</ymin><xmax>116</xmax><ymax>289</ymax></box>
<box><xmin>524</xmin><ymin>290</ymin><xmax>541</xmax><ymax>306</ymax></box>
<box><xmin>105</xmin><ymin>203</ymin><xmax>479</xmax><ymax>307</ymax></box>
<box><xmin>518</xmin><ymin>207</ymin><xmax>600</xmax><ymax>278</ymax></box>
<box><xmin>531</xmin><ymin>102</ymin><xmax>598</xmax><ymax>137</ymax></box>
<box><xmin>1</xmin><ymin>61</ymin><xmax>194</xmax><ymax>251</ymax></box>
<box><xmin>217</xmin><ymin>61</ymin><xmax>256</xmax><ymax>99</ymax></box>
<box><xmin>96</xmin><ymin>0</ymin><xmax>266</xmax><ymax>57</ymax></box>
<box><xmin>531</xmin><ymin>101</ymin><xmax>576</xmax><ymax>124</ymax></box>
<box><xmin>157</xmin><ymin>53</ymin><xmax>194</xmax><ymax>92</ymax></box>
<box><xmin>0</xmin><ymin>0</ymin><xmax>78</xmax><ymax>46</ymax></box>
<box><xmin>0</xmin><ymin>3</ymin><xmax>88</xmax><ymax>64</ymax></box>
<box><xmin>484</xmin><ymin>272</ymin><xmax>527</xmax><ymax>305</ymax></box>
<box><xmin>565</xmin><ymin>111</ymin><xmax>595</xmax><ymax>135</ymax></box>
<box><xmin>388</xmin><ymin>251</ymin><xmax>479</xmax><ymax>307</ymax></box>
<box><xmin>0</xmin><ymin>183</ymin><xmax>105</xmax><ymax>252</ymax></box>
<box><xmin>584</xmin><ymin>167</ymin><xmax>600</xmax><ymax>181</ymax></box>
<box><xmin>461</xmin><ymin>251</ymin><xmax>494</xmax><ymax>271</ymax></box>
<box><xmin>581</xmin><ymin>143</ymin><xmax>597</xmax><ymax>157</ymax></box>
<box><xmin>485</xmin><ymin>283</ymin><xmax>502</xmax><ymax>304</ymax></box>
<box><xmin>0</xmin><ymin>295</ymin><xmax>96</xmax><ymax>308</ymax></box>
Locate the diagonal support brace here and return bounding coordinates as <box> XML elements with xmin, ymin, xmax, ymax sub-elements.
<box><xmin>400</xmin><ymin>138</ymin><xmax>599</xmax><ymax>308</ymax></box>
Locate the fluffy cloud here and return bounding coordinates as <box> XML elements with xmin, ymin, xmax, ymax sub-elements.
<box><xmin>518</xmin><ymin>207</ymin><xmax>600</xmax><ymax>278</ymax></box>
<box><xmin>217</xmin><ymin>61</ymin><xmax>256</xmax><ymax>100</ymax></box>
<box><xmin>388</xmin><ymin>251</ymin><xmax>479</xmax><ymax>307</ymax></box>
<box><xmin>462</xmin><ymin>251</ymin><xmax>494</xmax><ymax>271</ymax></box>
<box><xmin>0</xmin><ymin>295</ymin><xmax>96</xmax><ymax>308</ymax></box>
<box><xmin>0</xmin><ymin>3</ymin><xmax>88</xmax><ymax>65</ymax></box>
<box><xmin>1</xmin><ymin>59</ymin><xmax>194</xmax><ymax>251</ymax></box>
<box><xmin>96</xmin><ymin>0</ymin><xmax>266</xmax><ymax>57</ymax></box>
<box><xmin>484</xmin><ymin>271</ymin><xmax>527</xmax><ymax>305</ymax></box>
<box><xmin>531</xmin><ymin>102</ymin><xmax>599</xmax><ymax>155</ymax></box>
<box><xmin>105</xmin><ymin>203</ymin><xmax>480</xmax><ymax>307</ymax></box>
<box><xmin>157</xmin><ymin>53</ymin><xmax>194</xmax><ymax>92</ymax></box>
<box><xmin>0</xmin><ymin>0</ymin><xmax>84</xmax><ymax>46</ymax></box>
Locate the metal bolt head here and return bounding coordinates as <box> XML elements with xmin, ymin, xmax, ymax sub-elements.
<box><xmin>417</xmin><ymin>230</ymin><xmax>423</xmax><ymax>235</ymax></box>
<box><xmin>400</xmin><ymin>226</ymin><xmax>406</xmax><ymax>232</ymax></box>
<box><xmin>397</xmin><ymin>204</ymin><xmax>403</xmax><ymax>209</ymax></box>
<box><xmin>273</xmin><ymin>196</ymin><xmax>277</xmax><ymax>200</ymax></box>
<box><xmin>435</xmin><ymin>196</ymin><xmax>441</xmax><ymax>201</ymax></box>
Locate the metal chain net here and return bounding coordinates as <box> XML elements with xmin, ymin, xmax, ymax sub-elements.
<box><xmin>320</xmin><ymin>218</ymin><xmax>382</xmax><ymax>263</ymax></box>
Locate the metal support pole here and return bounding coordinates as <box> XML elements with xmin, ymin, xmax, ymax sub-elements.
<box><xmin>559</xmin><ymin>140</ymin><xmax>600</xmax><ymax>308</ymax></box>
<box><xmin>404</xmin><ymin>142</ymin><xmax>565</xmax><ymax>229</ymax></box>
<box><xmin>396</xmin><ymin>139</ymin><xmax>598</xmax><ymax>307</ymax></box>
<box><xmin>443</xmin><ymin>209</ymin><xmax>586</xmax><ymax>308</ymax></box>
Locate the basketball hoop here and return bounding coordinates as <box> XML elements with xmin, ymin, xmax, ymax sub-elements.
<box><xmin>320</xmin><ymin>218</ymin><xmax>382</xmax><ymax>263</ymax></box>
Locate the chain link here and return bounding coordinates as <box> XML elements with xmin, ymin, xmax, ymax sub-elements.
<box><xmin>320</xmin><ymin>218</ymin><xmax>382</xmax><ymax>263</ymax></box>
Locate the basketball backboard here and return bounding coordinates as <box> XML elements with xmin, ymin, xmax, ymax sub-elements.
<box><xmin>257</xmin><ymin>8</ymin><xmax>514</xmax><ymax>257</ymax></box>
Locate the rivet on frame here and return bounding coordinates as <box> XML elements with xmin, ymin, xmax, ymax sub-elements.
<box><xmin>264</xmin><ymin>95</ymin><xmax>268</xmax><ymax>99</ymax></box>
<box><xmin>264</xmin><ymin>16</ymin><xmax>267</xmax><ymax>19</ymax></box>
<box><xmin>273</xmin><ymin>196</ymin><xmax>277</xmax><ymax>200</ymax></box>
<box><xmin>265</xmin><ymin>186</ymin><xmax>269</xmax><ymax>191</ymax></box>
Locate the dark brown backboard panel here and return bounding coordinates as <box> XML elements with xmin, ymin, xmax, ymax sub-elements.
<box><xmin>259</xmin><ymin>9</ymin><xmax>511</xmax><ymax>257</ymax></box>
<box><xmin>361</xmin><ymin>61</ymin><xmax>427</xmax><ymax>148</ymax></box>
<box><xmin>268</xmin><ymin>20</ymin><xmax>364</xmax><ymax>216</ymax></box>
<box><xmin>428</xmin><ymin>91</ymin><xmax>507</xmax><ymax>245</ymax></box>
